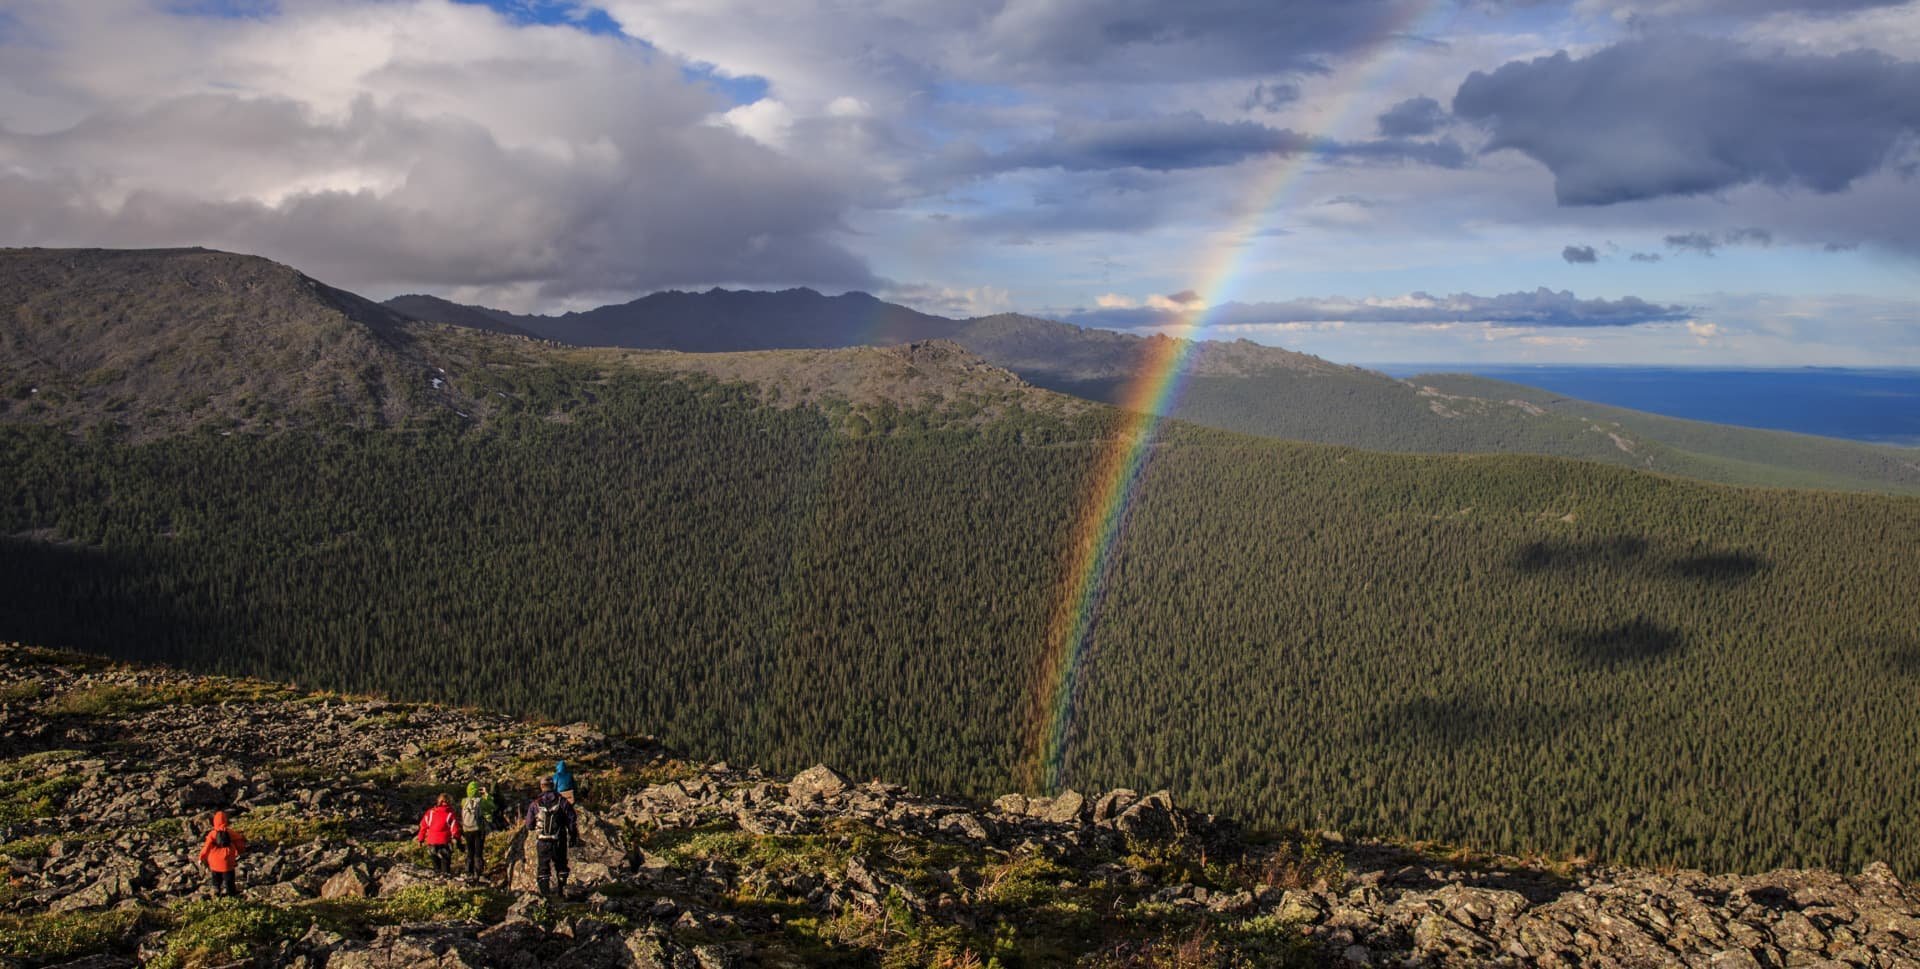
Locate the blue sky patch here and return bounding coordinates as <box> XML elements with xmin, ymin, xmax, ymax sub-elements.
<box><xmin>453</xmin><ymin>0</ymin><xmax>622</xmax><ymax>36</ymax></box>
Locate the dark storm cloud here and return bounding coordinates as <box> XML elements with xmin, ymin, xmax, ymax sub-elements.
<box><xmin>1452</xmin><ymin>37</ymin><xmax>1920</xmax><ymax>205</ymax></box>
<box><xmin>1600</xmin><ymin>0</ymin><xmax>1911</xmax><ymax>16</ymax></box>
<box><xmin>1562</xmin><ymin>245</ymin><xmax>1598</xmax><ymax>263</ymax></box>
<box><xmin>1243</xmin><ymin>81</ymin><xmax>1301</xmax><ymax>113</ymax></box>
<box><xmin>1062</xmin><ymin>288</ymin><xmax>1691</xmax><ymax>329</ymax></box>
<box><xmin>1666</xmin><ymin>233</ymin><xmax>1719</xmax><ymax>255</ymax></box>
<box><xmin>985</xmin><ymin>0</ymin><xmax>1435</xmax><ymax>81</ymax></box>
<box><xmin>1377</xmin><ymin>96</ymin><xmax>1449</xmax><ymax>137</ymax></box>
<box><xmin>1664</xmin><ymin>227</ymin><xmax>1774</xmax><ymax>256</ymax></box>
<box><xmin>947</xmin><ymin>114</ymin><xmax>1468</xmax><ymax>175</ymax></box>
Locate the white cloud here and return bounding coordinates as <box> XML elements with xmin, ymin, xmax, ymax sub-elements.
<box><xmin>0</xmin><ymin>0</ymin><xmax>875</xmax><ymax>308</ymax></box>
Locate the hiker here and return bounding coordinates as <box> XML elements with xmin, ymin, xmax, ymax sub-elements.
<box><xmin>552</xmin><ymin>760</ymin><xmax>576</xmax><ymax>804</ymax></box>
<box><xmin>489</xmin><ymin>775</ymin><xmax>513</xmax><ymax>832</ymax></box>
<box><xmin>198</xmin><ymin>810</ymin><xmax>246</xmax><ymax>897</ymax></box>
<box><xmin>458</xmin><ymin>781</ymin><xmax>495</xmax><ymax>881</ymax></box>
<box><xmin>525</xmin><ymin>777</ymin><xmax>579</xmax><ymax>895</ymax></box>
<box><xmin>416</xmin><ymin>792</ymin><xmax>462</xmax><ymax>875</ymax></box>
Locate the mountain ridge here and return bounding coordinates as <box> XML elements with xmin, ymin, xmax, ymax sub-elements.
<box><xmin>386</xmin><ymin>283</ymin><xmax>1920</xmax><ymax>495</ymax></box>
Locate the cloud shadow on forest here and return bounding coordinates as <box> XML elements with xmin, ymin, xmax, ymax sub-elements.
<box><xmin>1511</xmin><ymin>536</ymin><xmax>1648</xmax><ymax>573</ymax></box>
<box><xmin>1365</xmin><ymin>693</ymin><xmax>1576</xmax><ymax>750</ymax></box>
<box><xmin>1510</xmin><ymin>538</ymin><xmax>1767</xmax><ymax>587</ymax></box>
<box><xmin>1556</xmin><ymin>616</ymin><xmax>1688</xmax><ymax>668</ymax></box>
<box><xmin>1667</xmin><ymin>551</ymin><xmax>1766</xmax><ymax>583</ymax></box>
<box><xmin>1867</xmin><ymin>637</ymin><xmax>1920</xmax><ymax>678</ymax></box>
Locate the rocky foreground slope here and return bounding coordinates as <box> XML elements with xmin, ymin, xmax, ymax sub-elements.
<box><xmin>0</xmin><ymin>646</ymin><xmax>1915</xmax><ymax>968</ymax></box>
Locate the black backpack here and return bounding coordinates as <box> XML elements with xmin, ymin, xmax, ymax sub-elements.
<box><xmin>213</xmin><ymin>829</ymin><xmax>231</xmax><ymax>848</ymax></box>
<box><xmin>534</xmin><ymin>800</ymin><xmax>565</xmax><ymax>840</ymax></box>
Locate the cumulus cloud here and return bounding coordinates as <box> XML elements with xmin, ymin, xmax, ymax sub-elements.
<box><xmin>1061</xmin><ymin>288</ymin><xmax>1692</xmax><ymax>329</ymax></box>
<box><xmin>1376</xmin><ymin>96</ymin><xmax>1450</xmax><ymax>137</ymax></box>
<box><xmin>1452</xmin><ymin>36</ymin><xmax>1920</xmax><ymax>205</ymax></box>
<box><xmin>0</xmin><ymin>0</ymin><xmax>875</xmax><ymax>306</ymax></box>
<box><xmin>1562</xmin><ymin>244</ymin><xmax>1599</xmax><ymax>263</ymax></box>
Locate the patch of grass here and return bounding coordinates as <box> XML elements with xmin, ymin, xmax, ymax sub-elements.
<box><xmin>0</xmin><ymin>907</ymin><xmax>143</xmax><ymax>961</ymax></box>
<box><xmin>978</xmin><ymin>854</ymin><xmax>1071</xmax><ymax>909</ymax></box>
<box><xmin>0</xmin><ymin>771</ymin><xmax>84</xmax><ymax>825</ymax></box>
<box><xmin>591</xmin><ymin>759</ymin><xmax>702</xmax><ymax>803</ymax></box>
<box><xmin>150</xmin><ymin>898</ymin><xmax>308</xmax><ymax>969</ymax></box>
<box><xmin>350</xmin><ymin>757</ymin><xmax>427</xmax><ymax>787</ymax></box>
<box><xmin>0</xmin><ymin>833</ymin><xmax>67</xmax><ymax>859</ymax></box>
<box><xmin>1220</xmin><ymin>835</ymin><xmax>1347</xmax><ymax>894</ymax></box>
<box><xmin>236</xmin><ymin>804</ymin><xmax>349</xmax><ymax>849</ymax></box>
<box><xmin>144</xmin><ymin>816</ymin><xmax>189</xmax><ymax>839</ymax></box>
<box><xmin>305</xmin><ymin>883</ymin><xmax>504</xmax><ymax>931</ymax></box>
<box><xmin>0</xmin><ymin>644</ymin><xmax>112</xmax><ymax>671</ymax></box>
<box><xmin>348</xmin><ymin>709</ymin><xmax>415</xmax><ymax>730</ymax></box>
<box><xmin>42</xmin><ymin>679</ymin><xmax>293</xmax><ymax>717</ymax></box>
<box><xmin>0</xmin><ymin>679</ymin><xmax>45</xmax><ymax>703</ymax></box>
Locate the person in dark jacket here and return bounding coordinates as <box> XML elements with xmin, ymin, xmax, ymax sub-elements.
<box><xmin>525</xmin><ymin>777</ymin><xmax>579</xmax><ymax>895</ymax></box>
<box><xmin>416</xmin><ymin>792</ymin><xmax>462</xmax><ymax>875</ymax></box>
<box><xmin>198</xmin><ymin>811</ymin><xmax>246</xmax><ymax>897</ymax></box>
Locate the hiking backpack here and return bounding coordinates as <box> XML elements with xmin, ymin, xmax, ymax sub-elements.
<box><xmin>460</xmin><ymin>797</ymin><xmax>487</xmax><ymax>833</ymax></box>
<box><xmin>534</xmin><ymin>799</ymin><xmax>565</xmax><ymax>840</ymax></box>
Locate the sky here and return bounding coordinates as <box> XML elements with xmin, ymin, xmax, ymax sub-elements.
<box><xmin>1</xmin><ymin>0</ymin><xmax>1917</xmax><ymax>365</ymax></box>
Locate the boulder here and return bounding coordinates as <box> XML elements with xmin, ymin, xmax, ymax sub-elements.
<box><xmin>786</xmin><ymin>765</ymin><xmax>850</xmax><ymax>804</ymax></box>
<box><xmin>327</xmin><ymin>928</ymin><xmax>486</xmax><ymax>969</ymax></box>
<box><xmin>321</xmin><ymin>864</ymin><xmax>374</xmax><ymax>899</ymax></box>
<box><xmin>377</xmin><ymin>863</ymin><xmax>443</xmax><ymax>896</ymax></box>
<box><xmin>1091</xmin><ymin>789</ymin><xmax>1138</xmax><ymax>824</ymax></box>
<box><xmin>1041</xmin><ymin>790</ymin><xmax>1086</xmax><ymax>824</ymax></box>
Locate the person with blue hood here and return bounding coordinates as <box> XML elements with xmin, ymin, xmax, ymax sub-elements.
<box><xmin>552</xmin><ymin>761</ymin><xmax>576</xmax><ymax>804</ymax></box>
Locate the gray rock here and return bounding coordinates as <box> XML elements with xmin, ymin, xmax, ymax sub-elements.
<box><xmin>322</xmin><ymin>864</ymin><xmax>374</xmax><ymax>899</ymax></box>
<box><xmin>786</xmin><ymin>765</ymin><xmax>851</xmax><ymax>803</ymax></box>
<box><xmin>1041</xmin><ymin>789</ymin><xmax>1086</xmax><ymax>824</ymax></box>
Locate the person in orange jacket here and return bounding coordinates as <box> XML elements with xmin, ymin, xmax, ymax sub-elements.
<box><xmin>198</xmin><ymin>810</ymin><xmax>246</xmax><ymax>897</ymax></box>
<box><xmin>416</xmin><ymin>792</ymin><xmax>462</xmax><ymax>875</ymax></box>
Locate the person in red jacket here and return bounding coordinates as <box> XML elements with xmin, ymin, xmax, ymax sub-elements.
<box><xmin>198</xmin><ymin>810</ymin><xmax>246</xmax><ymax>897</ymax></box>
<box><xmin>416</xmin><ymin>792</ymin><xmax>463</xmax><ymax>875</ymax></box>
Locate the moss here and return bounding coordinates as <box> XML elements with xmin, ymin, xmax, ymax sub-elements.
<box><xmin>151</xmin><ymin>898</ymin><xmax>308</xmax><ymax>969</ymax></box>
<box><xmin>0</xmin><ymin>907</ymin><xmax>143</xmax><ymax>961</ymax></box>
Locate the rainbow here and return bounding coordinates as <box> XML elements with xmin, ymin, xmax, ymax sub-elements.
<box><xmin>1025</xmin><ymin>2</ymin><xmax>1455</xmax><ymax>793</ymax></box>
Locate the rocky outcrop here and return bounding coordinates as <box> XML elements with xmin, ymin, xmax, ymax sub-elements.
<box><xmin>2</xmin><ymin>644</ymin><xmax>1917</xmax><ymax>967</ymax></box>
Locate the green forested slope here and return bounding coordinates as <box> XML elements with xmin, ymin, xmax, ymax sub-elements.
<box><xmin>4</xmin><ymin>363</ymin><xmax>1918</xmax><ymax>877</ymax></box>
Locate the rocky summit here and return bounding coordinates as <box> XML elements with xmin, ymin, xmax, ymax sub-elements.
<box><xmin>0</xmin><ymin>646</ymin><xmax>1914</xmax><ymax>968</ymax></box>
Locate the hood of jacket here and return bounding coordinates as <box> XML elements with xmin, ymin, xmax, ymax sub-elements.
<box><xmin>467</xmin><ymin>781</ymin><xmax>480</xmax><ymax>799</ymax></box>
<box><xmin>212</xmin><ymin>811</ymin><xmax>229</xmax><ymax>830</ymax></box>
